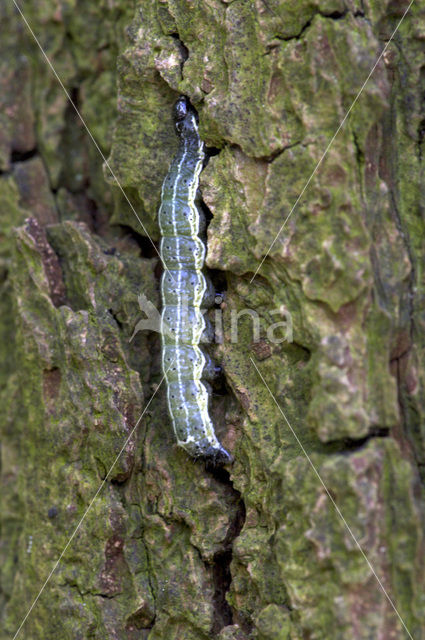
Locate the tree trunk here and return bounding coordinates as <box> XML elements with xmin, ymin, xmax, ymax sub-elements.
<box><xmin>1</xmin><ymin>1</ymin><xmax>425</xmax><ymax>639</ymax></box>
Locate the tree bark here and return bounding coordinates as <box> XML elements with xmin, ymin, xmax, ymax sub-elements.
<box><xmin>1</xmin><ymin>1</ymin><xmax>425</xmax><ymax>639</ymax></box>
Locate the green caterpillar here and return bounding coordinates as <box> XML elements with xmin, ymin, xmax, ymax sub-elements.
<box><xmin>159</xmin><ymin>97</ymin><xmax>232</xmax><ymax>465</ymax></box>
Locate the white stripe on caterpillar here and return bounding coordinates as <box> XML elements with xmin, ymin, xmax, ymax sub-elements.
<box><xmin>159</xmin><ymin>96</ymin><xmax>232</xmax><ymax>465</ymax></box>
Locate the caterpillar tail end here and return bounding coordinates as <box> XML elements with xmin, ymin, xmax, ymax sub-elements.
<box><xmin>203</xmin><ymin>444</ymin><xmax>234</xmax><ymax>467</ymax></box>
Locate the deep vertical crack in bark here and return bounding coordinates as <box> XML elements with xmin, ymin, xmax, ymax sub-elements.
<box><xmin>386</xmin><ymin>59</ymin><xmax>423</xmax><ymax>479</ymax></box>
<box><xmin>208</xmin><ymin>467</ymin><xmax>246</xmax><ymax>636</ymax></box>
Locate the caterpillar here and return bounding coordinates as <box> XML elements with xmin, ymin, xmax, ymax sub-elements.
<box><xmin>159</xmin><ymin>96</ymin><xmax>232</xmax><ymax>465</ymax></box>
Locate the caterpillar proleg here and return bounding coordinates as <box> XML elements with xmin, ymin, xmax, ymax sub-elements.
<box><xmin>159</xmin><ymin>97</ymin><xmax>232</xmax><ymax>465</ymax></box>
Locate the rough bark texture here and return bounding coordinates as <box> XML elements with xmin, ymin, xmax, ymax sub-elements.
<box><xmin>1</xmin><ymin>1</ymin><xmax>425</xmax><ymax>639</ymax></box>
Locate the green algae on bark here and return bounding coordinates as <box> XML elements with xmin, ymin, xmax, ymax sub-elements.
<box><xmin>2</xmin><ymin>0</ymin><xmax>425</xmax><ymax>639</ymax></box>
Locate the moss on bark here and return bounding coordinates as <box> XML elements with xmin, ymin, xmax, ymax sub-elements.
<box><xmin>1</xmin><ymin>1</ymin><xmax>425</xmax><ymax>639</ymax></box>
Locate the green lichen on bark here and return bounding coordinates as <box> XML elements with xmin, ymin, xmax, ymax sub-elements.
<box><xmin>1</xmin><ymin>0</ymin><xmax>425</xmax><ymax>639</ymax></box>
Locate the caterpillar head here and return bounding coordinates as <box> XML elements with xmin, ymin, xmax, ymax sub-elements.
<box><xmin>173</xmin><ymin>96</ymin><xmax>199</xmax><ymax>140</ymax></box>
